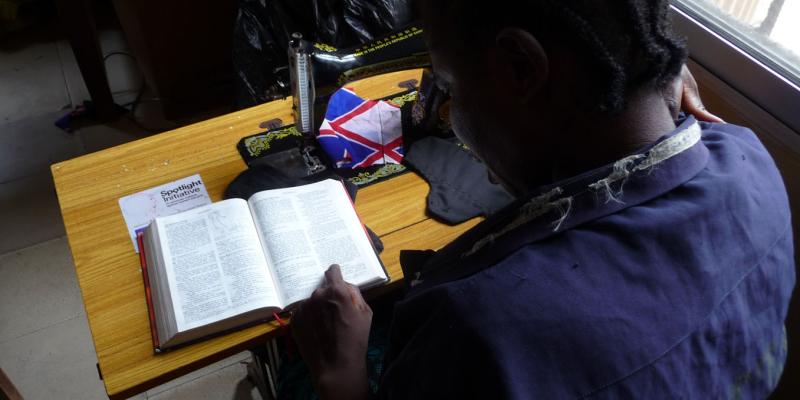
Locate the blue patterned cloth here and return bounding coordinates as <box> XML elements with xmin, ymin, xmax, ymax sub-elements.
<box><xmin>318</xmin><ymin>88</ymin><xmax>404</xmax><ymax>169</ymax></box>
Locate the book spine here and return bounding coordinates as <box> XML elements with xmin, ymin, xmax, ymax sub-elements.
<box><xmin>137</xmin><ymin>232</ymin><xmax>162</xmax><ymax>353</ymax></box>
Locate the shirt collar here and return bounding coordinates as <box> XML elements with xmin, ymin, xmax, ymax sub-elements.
<box><xmin>410</xmin><ymin>116</ymin><xmax>710</xmax><ymax>289</ymax></box>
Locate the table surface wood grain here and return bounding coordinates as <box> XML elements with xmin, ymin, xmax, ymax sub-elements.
<box><xmin>51</xmin><ymin>70</ymin><xmax>479</xmax><ymax>399</ymax></box>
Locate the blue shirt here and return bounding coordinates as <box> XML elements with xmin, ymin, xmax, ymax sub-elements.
<box><xmin>380</xmin><ymin>117</ymin><xmax>795</xmax><ymax>399</ymax></box>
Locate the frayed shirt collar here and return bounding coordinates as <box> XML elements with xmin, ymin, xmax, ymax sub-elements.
<box><xmin>410</xmin><ymin>117</ymin><xmax>709</xmax><ymax>289</ymax></box>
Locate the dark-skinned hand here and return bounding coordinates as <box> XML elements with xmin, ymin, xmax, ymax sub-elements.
<box><xmin>291</xmin><ymin>265</ymin><xmax>373</xmax><ymax>400</ymax></box>
<box><xmin>666</xmin><ymin>64</ymin><xmax>725</xmax><ymax>123</ymax></box>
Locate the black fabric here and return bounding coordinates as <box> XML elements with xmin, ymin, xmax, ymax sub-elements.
<box><xmin>225</xmin><ymin>164</ymin><xmax>384</xmax><ymax>253</ymax></box>
<box><xmin>233</xmin><ymin>0</ymin><xmax>414</xmax><ymax>108</ymax></box>
<box><xmin>404</xmin><ymin>137</ymin><xmax>514</xmax><ymax>225</ymax></box>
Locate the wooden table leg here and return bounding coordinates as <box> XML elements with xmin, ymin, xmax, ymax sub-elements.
<box><xmin>55</xmin><ymin>0</ymin><xmax>118</xmax><ymax>121</ymax></box>
<box><xmin>0</xmin><ymin>367</ymin><xmax>23</xmax><ymax>400</ymax></box>
<box><xmin>248</xmin><ymin>344</ymin><xmax>278</xmax><ymax>400</ymax></box>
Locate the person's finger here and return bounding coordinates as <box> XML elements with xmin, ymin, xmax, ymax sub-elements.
<box><xmin>325</xmin><ymin>264</ymin><xmax>344</xmax><ymax>284</ymax></box>
<box><xmin>310</xmin><ymin>286</ymin><xmax>326</xmax><ymax>301</ymax></box>
<box><xmin>682</xmin><ymin>87</ymin><xmax>725</xmax><ymax>123</ymax></box>
<box><xmin>680</xmin><ymin>65</ymin><xmax>725</xmax><ymax>123</ymax></box>
<box><xmin>346</xmin><ymin>283</ymin><xmax>367</xmax><ymax>307</ymax></box>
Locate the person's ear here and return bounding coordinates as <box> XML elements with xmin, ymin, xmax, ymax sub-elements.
<box><xmin>494</xmin><ymin>28</ymin><xmax>549</xmax><ymax>104</ymax></box>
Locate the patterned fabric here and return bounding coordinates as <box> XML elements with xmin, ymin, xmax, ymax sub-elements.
<box><xmin>318</xmin><ymin>88</ymin><xmax>404</xmax><ymax>169</ymax></box>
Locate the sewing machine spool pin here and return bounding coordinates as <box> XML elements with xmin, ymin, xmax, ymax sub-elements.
<box><xmin>289</xmin><ymin>33</ymin><xmax>316</xmax><ymax>137</ymax></box>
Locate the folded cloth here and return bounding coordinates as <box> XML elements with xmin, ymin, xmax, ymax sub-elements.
<box><xmin>404</xmin><ymin>137</ymin><xmax>514</xmax><ymax>225</ymax></box>
<box><xmin>224</xmin><ymin>165</ymin><xmax>384</xmax><ymax>253</ymax></box>
<box><xmin>318</xmin><ymin>88</ymin><xmax>404</xmax><ymax>169</ymax></box>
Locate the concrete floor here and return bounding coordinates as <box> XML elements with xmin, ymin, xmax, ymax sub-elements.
<box><xmin>0</xmin><ymin>21</ymin><xmax>261</xmax><ymax>400</ymax></box>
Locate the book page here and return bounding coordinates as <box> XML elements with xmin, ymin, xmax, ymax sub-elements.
<box><xmin>155</xmin><ymin>199</ymin><xmax>281</xmax><ymax>332</ymax></box>
<box><xmin>249</xmin><ymin>180</ymin><xmax>387</xmax><ymax>306</ymax></box>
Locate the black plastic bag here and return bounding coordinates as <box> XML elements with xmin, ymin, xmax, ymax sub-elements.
<box><xmin>233</xmin><ymin>0</ymin><xmax>413</xmax><ymax>109</ymax></box>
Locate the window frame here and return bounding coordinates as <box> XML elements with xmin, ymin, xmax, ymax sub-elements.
<box><xmin>669</xmin><ymin>3</ymin><xmax>800</xmax><ymax>135</ymax></box>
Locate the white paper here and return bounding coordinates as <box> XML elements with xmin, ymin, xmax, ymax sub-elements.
<box><xmin>155</xmin><ymin>199</ymin><xmax>281</xmax><ymax>332</ymax></box>
<box><xmin>249</xmin><ymin>179</ymin><xmax>386</xmax><ymax>305</ymax></box>
<box><xmin>119</xmin><ymin>174</ymin><xmax>211</xmax><ymax>252</ymax></box>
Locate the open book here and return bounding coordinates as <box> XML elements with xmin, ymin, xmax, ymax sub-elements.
<box><xmin>138</xmin><ymin>179</ymin><xmax>388</xmax><ymax>351</ymax></box>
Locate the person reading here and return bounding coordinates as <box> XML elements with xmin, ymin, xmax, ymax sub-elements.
<box><xmin>291</xmin><ymin>0</ymin><xmax>795</xmax><ymax>398</ymax></box>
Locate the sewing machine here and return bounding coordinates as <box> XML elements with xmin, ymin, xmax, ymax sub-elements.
<box><xmin>286</xmin><ymin>26</ymin><xmax>431</xmax><ymax>136</ymax></box>
<box><xmin>245</xmin><ymin>25</ymin><xmax>449</xmax><ymax>178</ymax></box>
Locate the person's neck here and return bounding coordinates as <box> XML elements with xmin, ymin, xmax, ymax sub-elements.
<box><xmin>549</xmin><ymin>89</ymin><xmax>677</xmax><ymax>182</ymax></box>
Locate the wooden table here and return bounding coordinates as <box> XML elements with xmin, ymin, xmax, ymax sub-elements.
<box><xmin>52</xmin><ymin>70</ymin><xmax>479</xmax><ymax>400</ymax></box>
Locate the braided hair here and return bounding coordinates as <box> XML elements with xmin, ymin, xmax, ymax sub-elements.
<box><xmin>419</xmin><ymin>0</ymin><xmax>687</xmax><ymax>114</ymax></box>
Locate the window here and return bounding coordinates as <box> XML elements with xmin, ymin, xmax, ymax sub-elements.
<box><xmin>674</xmin><ymin>0</ymin><xmax>800</xmax><ymax>86</ymax></box>
<box><xmin>670</xmin><ymin>0</ymin><xmax>800</xmax><ymax>134</ymax></box>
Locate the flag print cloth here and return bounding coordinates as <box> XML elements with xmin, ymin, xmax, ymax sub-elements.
<box><xmin>318</xmin><ymin>88</ymin><xmax>404</xmax><ymax>169</ymax></box>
